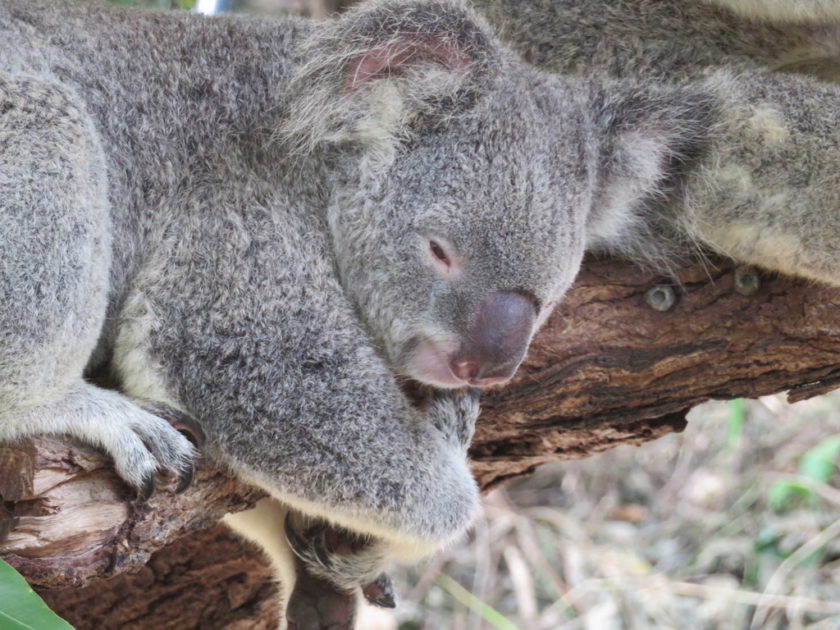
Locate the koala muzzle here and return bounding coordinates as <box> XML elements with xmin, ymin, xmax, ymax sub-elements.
<box><xmin>450</xmin><ymin>291</ymin><xmax>536</xmax><ymax>387</ymax></box>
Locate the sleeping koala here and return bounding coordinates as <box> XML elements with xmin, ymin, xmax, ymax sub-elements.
<box><xmin>0</xmin><ymin>0</ymin><xmax>637</xmax><ymax>625</ymax></box>
<box><xmin>3</xmin><ymin>0</ymin><xmax>840</xmax><ymax>628</ymax></box>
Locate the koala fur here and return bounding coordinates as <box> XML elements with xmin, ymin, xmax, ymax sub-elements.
<box><xmin>3</xmin><ymin>0</ymin><xmax>840</xmax><ymax>627</ymax></box>
<box><xmin>710</xmin><ymin>0</ymin><xmax>840</xmax><ymax>22</ymax></box>
<box><xmin>475</xmin><ymin>0</ymin><xmax>840</xmax><ymax>283</ymax></box>
<box><xmin>0</xmin><ymin>0</ymin><xmax>621</xmax><ymax>625</ymax></box>
<box><xmin>475</xmin><ymin>0</ymin><xmax>840</xmax><ymax>81</ymax></box>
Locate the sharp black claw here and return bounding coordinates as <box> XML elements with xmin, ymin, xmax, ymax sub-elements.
<box><xmin>175</xmin><ymin>463</ymin><xmax>194</xmax><ymax>493</ymax></box>
<box><xmin>138</xmin><ymin>400</ymin><xmax>206</xmax><ymax>448</ymax></box>
<box><xmin>363</xmin><ymin>573</ymin><xmax>396</xmax><ymax>608</ymax></box>
<box><xmin>285</xmin><ymin>515</ymin><xmax>312</xmax><ymax>562</ymax></box>
<box><xmin>170</xmin><ymin>413</ymin><xmax>206</xmax><ymax>448</ymax></box>
<box><xmin>312</xmin><ymin>531</ymin><xmax>333</xmax><ymax>569</ymax></box>
<box><xmin>135</xmin><ymin>474</ymin><xmax>155</xmax><ymax>502</ymax></box>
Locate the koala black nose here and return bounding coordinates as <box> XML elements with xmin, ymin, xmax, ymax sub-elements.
<box><xmin>450</xmin><ymin>291</ymin><xmax>536</xmax><ymax>386</ymax></box>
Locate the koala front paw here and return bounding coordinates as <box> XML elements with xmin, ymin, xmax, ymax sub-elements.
<box><xmin>109</xmin><ymin>404</ymin><xmax>198</xmax><ymax>501</ymax></box>
<box><xmin>0</xmin><ymin>385</ymin><xmax>198</xmax><ymax>501</ymax></box>
<box><xmin>428</xmin><ymin>387</ymin><xmax>481</xmax><ymax>449</ymax></box>
<box><xmin>134</xmin><ymin>401</ymin><xmax>203</xmax><ymax>496</ymax></box>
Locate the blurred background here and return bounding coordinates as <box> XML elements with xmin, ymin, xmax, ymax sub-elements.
<box><xmin>102</xmin><ymin>1</ymin><xmax>840</xmax><ymax>627</ymax></box>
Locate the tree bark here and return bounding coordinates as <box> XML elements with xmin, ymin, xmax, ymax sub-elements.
<box><xmin>3</xmin><ymin>256</ymin><xmax>840</xmax><ymax>628</ymax></box>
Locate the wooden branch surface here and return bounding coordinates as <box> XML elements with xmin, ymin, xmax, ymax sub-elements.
<box><xmin>4</xmin><ymin>256</ymin><xmax>840</xmax><ymax>602</ymax></box>
<box><xmin>474</xmin><ymin>256</ymin><xmax>840</xmax><ymax>488</ymax></box>
<box><xmin>0</xmin><ymin>437</ymin><xmax>263</xmax><ymax>588</ymax></box>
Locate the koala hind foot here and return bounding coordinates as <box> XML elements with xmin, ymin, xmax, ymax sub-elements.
<box><xmin>284</xmin><ymin>512</ymin><xmax>393</xmax><ymax>596</ymax></box>
<box><xmin>285</xmin><ymin>512</ymin><xmax>397</xmax><ymax>629</ymax></box>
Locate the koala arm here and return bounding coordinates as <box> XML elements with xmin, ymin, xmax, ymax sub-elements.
<box><xmin>116</xmin><ymin>182</ymin><xmax>480</xmax><ymax>561</ymax></box>
<box><xmin>472</xmin><ymin>0</ymin><xmax>813</xmax><ymax>80</ymax></box>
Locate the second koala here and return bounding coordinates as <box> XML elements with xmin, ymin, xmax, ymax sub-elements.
<box><xmin>474</xmin><ymin>0</ymin><xmax>840</xmax><ymax>284</ymax></box>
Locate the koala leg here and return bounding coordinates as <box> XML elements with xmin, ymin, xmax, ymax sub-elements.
<box><xmin>0</xmin><ymin>75</ymin><xmax>195</xmax><ymax>496</ymax></box>
<box><xmin>225</xmin><ymin>499</ymin><xmax>298</xmax><ymax>630</ymax></box>
<box><xmin>226</xmin><ymin>500</ymin><xmax>395</xmax><ymax>630</ymax></box>
<box><xmin>684</xmin><ymin>71</ymin><xmax>840</xmax><ymax>286</ymax></box>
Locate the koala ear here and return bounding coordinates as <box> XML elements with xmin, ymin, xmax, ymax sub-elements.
<box><xmin>279</xmin><ymin>0</ymin><xmax>499</xmax><ymax>155</ymax></box>
<box><xmin>586</xmin><ymin>82</ymin><xmax>717</xmax><ymax>258</ymax></box>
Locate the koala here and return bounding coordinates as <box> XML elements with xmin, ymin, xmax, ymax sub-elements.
<box><xmin>3</xmin><ymin>0</ymin><xmax>840</xmax><ymax>627</ymax></box>
<box><xmin>473</xmin><ymin>0</ymin><xmax>840</xmax><ymax>283</ymax></box>
<box><xmin>0</xmin><ymin>0</ymin><xmax>602</xmax><ymax>626</ymax></box>
<box><xmin>710</xmin><ymin>0</ymin><xmax>840</xmax><ymax>22</ymax></box>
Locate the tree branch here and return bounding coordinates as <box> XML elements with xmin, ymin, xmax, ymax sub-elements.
<box><xmin>2</xmin><ymin>256</ymin><xmax>839</xmax><ymax>627</ymax></box>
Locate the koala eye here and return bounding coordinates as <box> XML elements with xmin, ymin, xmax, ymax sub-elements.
<box><xmin>429</xmin><ymin>240</ymin><xmax>450</xmax><ymax>265</ymax></box>
<box><xmin>425</xmin><ymin>237</ymin><xmax>461</xmax><ymax>277</ymax></box>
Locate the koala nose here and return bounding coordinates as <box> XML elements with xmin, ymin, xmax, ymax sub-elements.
<box><xmin>450</xmin><ymin>291</ymin><xmax>536</xmax><ymax>387</ymax></box>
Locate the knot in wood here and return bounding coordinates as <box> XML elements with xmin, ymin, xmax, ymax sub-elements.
<box><xmin>645</xmin><ymin>285</ymin><xmax>677</xmax><ymax>312</ymax></box>
<box><xmin>734</xmin><ymin>265</ymin><xmax>761</xmax><ymax>296</ymax></box>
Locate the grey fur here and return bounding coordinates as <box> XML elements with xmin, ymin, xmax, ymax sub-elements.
<box><xmin>4</xmin><ymin>0</ymin><xmax>840</xmax><ymax>625</ymax></box>
<box><xmin>475</xmin><ymin>0</ymin><xmax>840</xmax><ymax>81</ymax></box>
<box><xmin>0</xmin><ymin>0</ymin><xmax>592</xmax><ymax>617</ymax></box>
<box><xmin>475</xmin><ymin>0</ymin><xmax>840</xmax><ymax>283</ymax></box>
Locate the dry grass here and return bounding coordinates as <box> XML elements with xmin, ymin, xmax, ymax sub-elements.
<box><xmin>382</xmin><ymin>393</ymin><xmax>840</xmax><ymax>630</ymax></box>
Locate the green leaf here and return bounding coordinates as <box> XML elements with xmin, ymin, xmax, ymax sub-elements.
<box><xmin>768</xmin><ymin>480</ymin><xmax>813</xmax><ymax>512</ymax></box>
<box><xmin>726</xmin><ymin>398</ymin><xmax>746</xmax><ymax>453</ymax></box>
<box><xmin>0</xmin><ymin>559</ymin><xmax>75</xmax><ymax>630</ymax></box>
<box><xmin>798</xmin><ymin>436</ymin><xmax>840</xmax><ymax>483</ymax></box>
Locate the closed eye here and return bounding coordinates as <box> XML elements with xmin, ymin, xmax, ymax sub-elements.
<box><xmin>429</xmin><ymin>240</ymin><xmax>450</xmax><ymax>266</ymax></box>
<box><xmin>425</xmin><ymin>236</ymin><xmax>461</xmax><ymax>277</ymax></box>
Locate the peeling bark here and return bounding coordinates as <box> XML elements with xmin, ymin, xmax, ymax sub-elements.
<box><xmin>0</xmin><ymin>437</ymin><xmax>263</xmax><ymax>588</ymax></box>
<box><xmin>3</xmin><ymin>257</ymin><xmax>839</xmax><ymax>627</ymax></box>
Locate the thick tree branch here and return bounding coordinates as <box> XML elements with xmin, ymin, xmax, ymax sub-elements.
<box><xmin>473</xmin><ymin>256</ymin><xmax>840</xmax><ymax>488</ymax></box>
<box><xmin>0</xmin><ymin>437</ymin><xmax>263</xmax><ymax>588</ymax></box>
<box><xmin>2</xmin><ymin>256</ymin><xmax>839</xmax><ymax>627</ymax></box>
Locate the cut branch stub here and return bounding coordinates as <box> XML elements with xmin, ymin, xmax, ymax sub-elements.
<box><xmin>0</xmin><ymin>436</ymin><xmax>263</xmax><ymax>588</ymax></box>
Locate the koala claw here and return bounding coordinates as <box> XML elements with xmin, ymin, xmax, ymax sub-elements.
<box><xmin>285</xmin><ymin>516</ymin><xmax>333</xmax><ymax>572</ymax></box>
<box><xmin>137</xmin><ymin>401</ymin><xmax>206</xmax><ymax>448</ymax></box>
<box><xmin>362</xmin><ymin>573</ymin><xmax>396</xmax><ymax>608</ymax></box>
<box><xmin>133</xmin><ymin>401</ymin><xmax>202</xmax><ymax>494</ymax></box>
<box><xmin>134</xmin><ymin>473</ymin><xmax>156</xmax><ymax>503</ymax></box>
<box><xmin>174</xmin><ymin>462</ymin><xmax>194</xmax><ymax>494</ymax></box>
<box><xmin>284</xmin><ymin>513</ymin><xmax>391</xmax><ymax>593</ymax></box>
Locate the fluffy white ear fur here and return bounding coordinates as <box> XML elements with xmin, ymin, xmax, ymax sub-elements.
<box><xmin>343</xmin><ymin>36</ymin><xmax>472</xmax><ymax>92</ymax></box>
<box><xmin>585</xmin><ymin>81</ymin><xmax>717</xmax><ymax>266</ymax></box>
<box><xmin>589</xmin><ymin>128</ymin><xmax>676</xmax><ymax>246</ymax></box>
<box><xmin>278</xmin><ymin>1</ymin><xmax>495</xmax><ymax>156</ymax></box>
<box><xmin>340</xmin><ymin>33</ymin><xmax>477</xmax><ymax>150</ymax></box>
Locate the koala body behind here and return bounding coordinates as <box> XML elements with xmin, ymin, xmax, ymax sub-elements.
<box><xmin>475</xmin><ymin>0</ymin><xmax>840</xmax><ymax>82</ymax></box>
<box><xmin>475</xmin><ymin>0</ymin><xmax>840</xmax><ymax>284</ymax></box>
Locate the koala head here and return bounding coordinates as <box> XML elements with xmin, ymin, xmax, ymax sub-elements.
<box><xmin>282</xmin><ymin>0</ymin><xmax>712</xmax><ymax>389</ymax></box>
